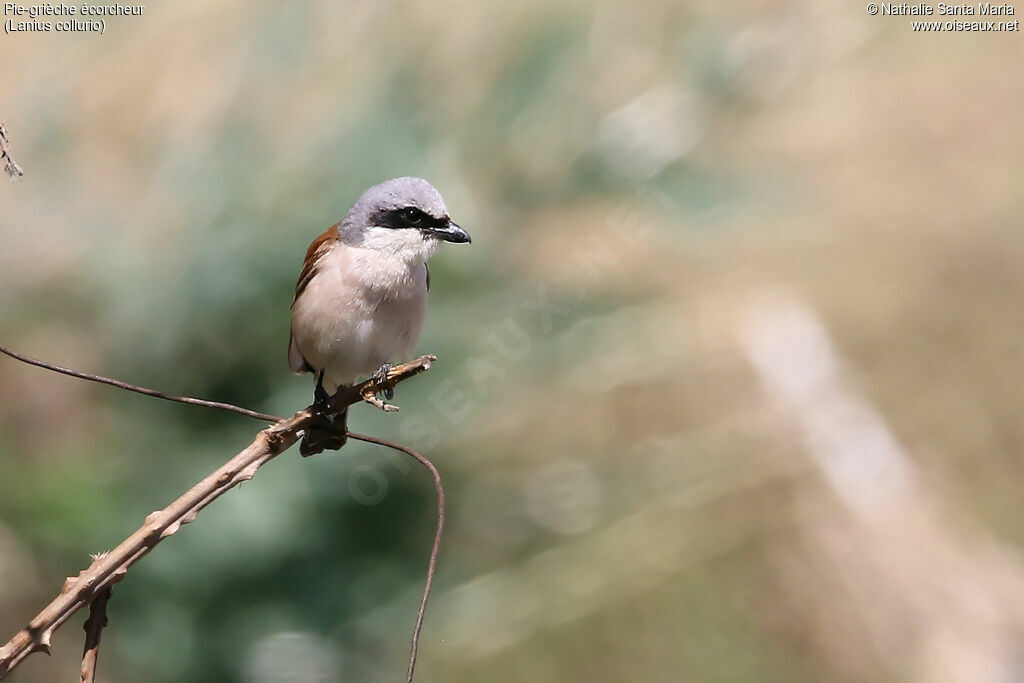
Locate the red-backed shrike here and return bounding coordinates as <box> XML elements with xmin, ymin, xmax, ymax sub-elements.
<box><xmin>288</xmin><ymin>177</ymin><xmax>471</xmax><ymax>455</ymax></box>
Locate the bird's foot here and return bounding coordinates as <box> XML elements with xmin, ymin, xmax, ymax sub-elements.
<box><xmin>363</xmin><ymin>363</ymin><xmax>399</xmax><ymax>412</ymax></box>
<box><xmin>371</xmin><ymin>363</ymin><xmax>395</xmax><ymax>401</ymax></box>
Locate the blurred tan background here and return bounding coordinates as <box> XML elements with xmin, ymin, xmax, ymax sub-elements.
<box><xmin>2</xmin><ymin>1</ymin><xmax>1024</xmax><ymax>681</ymax></box>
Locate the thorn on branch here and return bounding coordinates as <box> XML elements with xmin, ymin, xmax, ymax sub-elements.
<box><xmin>361</xmin><ymin>389</ymin><xmax>401</xmax><ymax>412</ymax></box>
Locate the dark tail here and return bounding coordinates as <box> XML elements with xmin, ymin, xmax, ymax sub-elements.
<box><xmin>300</xmin><ymin>406</ymin><xmax>348</xmax><ymax>457</ymax></box>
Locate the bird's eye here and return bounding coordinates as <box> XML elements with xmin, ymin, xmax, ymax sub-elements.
<box><xmin>403</xmin><ymin>208</ymin><xmax>422</xmax><ymax>225</ymax></box>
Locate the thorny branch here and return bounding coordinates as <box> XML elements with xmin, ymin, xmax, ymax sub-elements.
<box><xmin>0</xmin><ymin>122</ymin><xmax>24</xmax><ymax>179</ymax></box>
<box><xmin>0</xmin><ymin>345</ymin><xmax>444</xmax><ymax>682</ymax></box>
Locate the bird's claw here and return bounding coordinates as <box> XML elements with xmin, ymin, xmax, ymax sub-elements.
<box><xmin>371</xmin><ymin>363</ymin><xmax>395</xmax><ymax>400</ymax></box>
<box><xmin>363</xmin><ymin>364</ymin><xmax>398</xmax><ymax>411</ymax></box>
<box><xmin>372</xmin><ymin>363</ymin><xmax>392</xmax><ymax>385</ymax></box>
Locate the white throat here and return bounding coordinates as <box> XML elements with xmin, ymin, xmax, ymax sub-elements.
<box><xmin>338</xmin><ymin>229</ymin><xmax>433</xmax><ymax>297</ymax></box>
<box><xmin>356</xmin><ymin>227</ymin><xmax>438</xmax><ymax>266</ymax></box>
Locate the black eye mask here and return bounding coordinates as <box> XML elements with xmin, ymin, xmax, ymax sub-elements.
<box><xmin>371</xmin><ymin>206</ymin><xmax>449</xmax><ymax>231</ymax></box>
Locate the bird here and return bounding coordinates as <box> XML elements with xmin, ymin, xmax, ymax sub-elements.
<box><xmin>288</xmin><ymin>177</ymin><xmax>471</xmax><ymax>456</ymax></box>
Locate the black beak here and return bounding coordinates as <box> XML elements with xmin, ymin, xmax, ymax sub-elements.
<box><xmin>424</xmin><ymin>221</ymin><xmax>471</xmax><ymax>244</ymax></box>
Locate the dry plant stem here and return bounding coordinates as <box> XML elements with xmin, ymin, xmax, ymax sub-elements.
<box><xmin>348</xmin><ymin>432</ymin><xmax>445</xmax><ymax>683</ymax></box>
<box><xmin>0</xmin><ymin>352</ymin><xmax>437</xmax><ymax>680</ymax></box>
<box><xmin>0</xmin><ymin>122</ymin><xmax>24</xmax><ymax>179</ymax></box>
<box><xmin>0</xmin><ymin>344</ymin><xmax>280</xmax><ymax>423</ymax></box>
<box><xmin>79</xmin><ymin>588</ymin><xmax>112</xmax><ymax>683</ymax></box>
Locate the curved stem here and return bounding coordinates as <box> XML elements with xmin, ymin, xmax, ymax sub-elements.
<box><xmin>0</xmin><ymin>344</ymin><xmax>280</xmax><ymax>423</ymax></box>
<box><xmin>348</xmin><ymin>432</ymin><xmax>445</xmax><ymax>683</ymax></box>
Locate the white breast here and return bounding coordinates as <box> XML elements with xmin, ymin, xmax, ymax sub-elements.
<box><xmin>291</xmin><ymin>242</ymin><xmax>428</xmax><ymax>392</ymax></box>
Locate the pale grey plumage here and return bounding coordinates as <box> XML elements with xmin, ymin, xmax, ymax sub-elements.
<box><xmin>340</xmin><ymin>176</ymin><xmax>450</xmax><ymax>243</ymax></box>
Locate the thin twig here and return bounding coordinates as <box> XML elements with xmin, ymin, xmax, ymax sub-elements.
<box><xmin>0</xmin><ymin>348</ymin><xmax>437</xmax><ymax>680</ymax></box>
<box><xmin>0</xmin><ymin>122</ymin><xmax>24</xmax><ymax>179</ymax></box>
<box><xmin>0</xmin><ymin>344</ymin><xmax>280</xmax><ymax>423</ymax></box>
<box><xmin>79</xmin><ymin>587</ymin><xmax>112</xmax><ymax>683</ymax></box>
<box><xmin>348</xmin><ymin>432</ymin><xmax>445</xmax><ymax>683</ymax></box>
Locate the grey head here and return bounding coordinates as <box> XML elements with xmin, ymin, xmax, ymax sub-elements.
<box><xmin>340</xmin><ymin>176</ymin><xmax>471</xmax><ymax>245</ymax></box>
